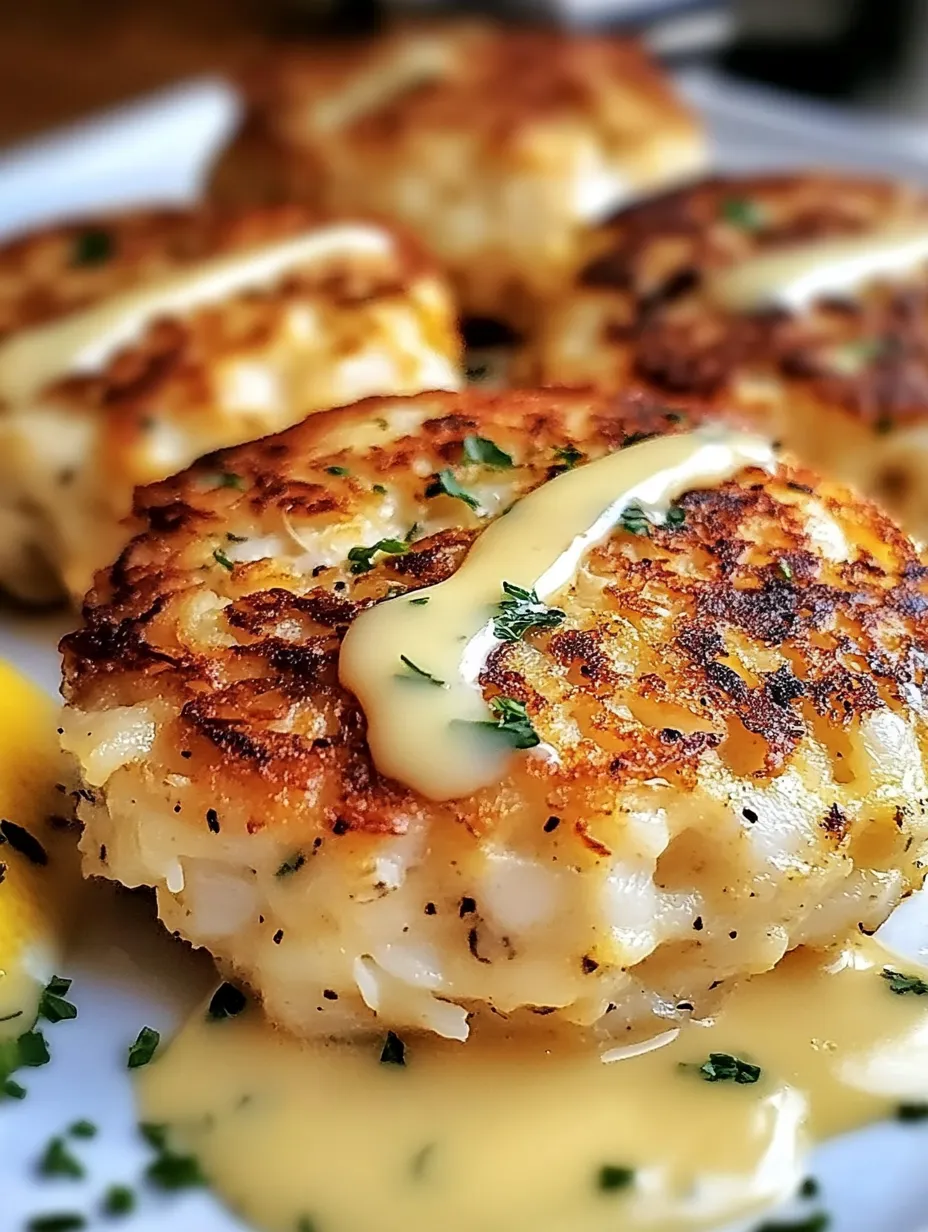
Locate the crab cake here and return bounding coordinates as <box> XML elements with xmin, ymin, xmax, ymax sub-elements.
<box><xmin>60</xmin><ymin>388</ymin><xmax>928</xmax><ymax>1043</ymax></box>
<box><xmin>209</xmin><ymin>22</ymin><xmax>706</xmax><ymax>327</ymax></box>
<box><xmin>530</xmin><ymin>172</ymin><xmax>928</xmax><ymax>540</ymax></box>
<box><xmin>0</xmin><ymin>205</ymin><xmax>460</xmax><ymax>604</ymax></box>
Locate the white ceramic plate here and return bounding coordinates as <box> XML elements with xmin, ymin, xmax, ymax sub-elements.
<box><xmin>4</xmin><ymin>73</ymin><xmax>928</xmax><ymax>1232</ymax></box>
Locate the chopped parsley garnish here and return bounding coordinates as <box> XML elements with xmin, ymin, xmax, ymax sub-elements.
<box><xmin>139</xmin><ymin>1123</ymin><xmax>168</xmax><ymax>1150</ymax></box>
<box><xmin>397</xmin><ymin>655</ymin><xmax>446</xmax><ymax>687</ymax></box>
<box><xmin>754</xmin><ymin>1215</ymin><xmax>830</xmax><ymax>1232</ymax></box>
<box><xmin>213</xmin><ymin>547</ymin><xmax>234</xmax><ymax>572</ymax></box>
<box><xmin>72</xmin><ymin>227</ymin><xmax>113</xmax><ymax>266</ymax></box>
<box><xmin>897</xmin><ymin>1102</ymin><xmax>928</xmax><ymax>1121</ymax></box>
<box><xmin>426</xmin><ymin>469</ymin><xmax>480</xmax><ymax>511</ymax></box>
<box><xmin>470</xmin><ymin>696</ymin><xmax>540</xmax><ymax>750</ymax></box>
<box><xmin>409</xmin><ymin>596</ymin><xmax>429</xmax><ymax>606</ymax></box>
<box><xmin>462</xmin><ymin>434</ymin><xmax>513</xmax><ymax>469</ymax></box>
<box><xmin>380</xmin><ymin>1031</ymin><xmax>406</xmax><ymax>1066</ymax></box>
<box><xmin>326</xmin><ymin>465</ymin><xmax>351</xmax><ymax>476</ymax></box>
<box><xmin>597</xmin><ymin>1164</ymin><xmax>635</xmax><ymax>1193</ymax></box>
<box><xmin>102</xmin><ymin>1185</ymin><xmax>136</xmax><ymax>1217</ymax></box>
<box><xmin>2</xmin><ymin>1077</ymin><xmax>26</xmax><ymax>1100</ymax></box>
<box><xmin>493</xmin><ymin>581</ymin><xmax>565</xmax><ymax>643</ymax></box>
<box><xmin>39</xmin><ymin>975</ymin><xmax>77</xmax><ymax>1024</ymax></box>
<box><xmin>720</xmin><ymin>196</ymin><xmax>765</xmax><ymax>230</ymax></box>
<box><xmin>38</xmin><ymin>1136</ymin><xmax>85</xmax><ymax>1180</ymax></box>
<box><xmin>217</xmin><ymin>471</ymin><xmax>244</xmax><ymax>489</ymax></box>
<box><xmin>145</xmin><ymin>1150</ymin><xmax>206</xmax><ymax>1191</ymax></box>
<box><xmin>372</xmin><ymin>483</ymin><xmax>387</xmax><ymax>494</ymax></box>
<box><xmin>347</xmin><ymin>536</ymin><xmax>411</xmax><ymax>574</ymax></box>
<box><xmin>68</xmin><ymin>1120</ymin><xmax>97</xmax><ymax>1139</ymax></box>
<box><xmin>554</xmin><ymin>444</ymin><xmax>583</xmax><ymax>469</ymax></box>
<box><xmin>208</xmin><ymin>982</ymin><xmax>248</xmax><ymax>1021</ymax></box>
<box><xmin>799</xmin><ymin>1177</ymin><xmax>820</xmax><ymax>1200</ymax></box>
<box><xmin>127</xmin><ymin>1026</ymin><xmax>160</xmax><ymax>1069</ymax></box>
<box><xmin>276</xmin><ymin>852</ymin><xmax>306</xmax><ymax>877</ymax></box>
<box><xmin>0</xmin><ymin>818</ymin><xmax>48</xmax><ymax>865</ymax></box>
<box><xmin>297</xmin><ymin>1219</ymin><xmax>317</xmax><ymax>1232</ymax></box>
<box><xmin>27</xmin><ymin>1216</ymin><xmax>87</xmax><ymax>1232</ymax></box>
<box><xmin>17</xmin><ymin>1030</ymin><xmax>51</xmax><ymax>1068</ymax></box>
<box><xmin>619</xmin><ymin>502</ymin><xmax>684</xmax><ymax>536</ymax></box>
<box><xmin>882</xmin><ymin>967</ymin><xmax>928</xmax><ymax>996</ymax></box>
<box><xmin>695</xmin><ymin>1052</ymin><xmax>762</xmax><ymax>1084</ymax></box>
<box><xmin>778</xmin><ymin>560</ymin><xmax>794</xmax><ymax>581</ymax></box>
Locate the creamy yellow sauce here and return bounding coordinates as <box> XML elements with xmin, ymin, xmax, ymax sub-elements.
<box><xmin>710</xmin><ymin>223</ymin><xmax>928</xmax><ymax>313</ymax></box>
<box><xmin>138</xmin><ymin>938</ymin><xmax>928</xmax><ymax>1232</ymax></box>
<box><xmin>0</xmin><ymin>660</ymin><xmax>80</xmax><ymax>1036</ymax></box>
<box><xmin>0</xmin><ymin>223</ymin><xmax>395</xmax><ymax>404</ymax></box>
<box><xmin>339</xmin><ymin>428</ymin><xmax>775</xmax><ymax>801</ymax></box>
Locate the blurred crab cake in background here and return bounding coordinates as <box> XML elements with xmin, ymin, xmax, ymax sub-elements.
<box><xmin>210</xmin><ymin>22</ymin><xmax>707</xmax><ymax>330</ymax></box>
<box><xmin>530</xmin><ymin>172</ymin><xmax>928</xmax><ymax>540</ymax></box>
<box><xmin>0</xmin><ymin>204</ymin><xmax>461</xmax><ymax>605</ymax></box>
<box><xmin>59</xmin><ymin>387</ymin><xmax>928</xmax><ymax>1044</ymax></box>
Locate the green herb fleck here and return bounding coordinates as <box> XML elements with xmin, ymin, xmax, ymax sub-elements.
<box><xmin>462</xmin><ymin>434</ymin><xmax>513</xmax><ymax>469</ymax></box>
<box><xmin>695</xmin><ymin>1052</ymin><xmax>762</xmax><ymax>1085</ymax></box>
<box><xmin>720</xmin><ymin>197</ymin><xmax>765</xmax><ymax>230</ymax></box>
<box><xmin>409</xmin><ymin>596</ymin><xmax>429</xmax><ymax>606</ymax></box>
<box><xmin>72</xmin><ymin>227</ymin><xmax>113</xmax><ymax>266</ymax></box>
<box><xmin>554</xmin><ymin>445</ymin><xmax>583</xmax><ymax>469</ymax></box>
<box><xmin>897</xmin><ymin>1102</ymin><xmax>928</xmax><ymax>1121</ymax></box>
<box><xmin>882</xmin><ymin>967</ymin><xmax>928</xmax><ymax>996</ymax></box>
<box><xmin>27</xmin><ymin>1216</ymin><xmax>87</xmax><ymax>1232</ymax></box>
<box><xmin>17</xmin><ymin>1030</ymin><xmax>51</xmax><ymax>1068</ymax></box>
<box><xmin>754</xmin><ymin>1215</ymin><xmax>830</xmax><ymax>1232</ymax></box>
<box><xmin>619</xmin><ymin>504</ymin><xmax>652</xmax><ymax>536</ymax></box>
<box><xmin>101</xmin><ymin>1185</ymin><xmax>136</xmax><ymax>1217</ymax></box>
<box><xmin>127</xmin><ymin>1026</ymin><xmax>160</xmax><ymax>1069</ymax></box>
<box><xmin>597</xmin><ymin>1164</ymin><xmax>635</xmax><ymax>1193</ymax></box>
<box><xmin>2</xmin><ymin>1077</ymin><xmax>26</xmax><ymax>1100</ymax></box>
<box><xmin>145</xmin><ymin>1150</ymin><xmax>206</xmax><ymax>1191</ymax></box>
<box><xmin>68</xmin><ymin>1120</ymin><xmax>96</xmax><ymax>1139</ymax></box>
<box><xmin>468</xmin><ymin>696</ymin><xmax>540</xmax><ymax>750</ymax></box>
<box><xmin>218</xmin><ymin>472</ymin><xmax>244</xmax><ymax>489</ymax></box>
<box><xmin>347</xmin><ymin>537</ymin><xmax>410</xmax><ymax>575</ymax></box>
<box><xmin>493</xmin><ymin>581</ymin><xmax>565</xmax><ymax>643</ymax></box>
<box><xmin>39</xmin><ymin>975</ymin><xmax>77</xmax><ymax>1024</ymax></box>
<box><xmin>208</xmin><ymin>982</ymin><xmax>248</xmax><ymax>1021</ymax></box>
<box><xmin>38</xmin><ymin>1137</ymin><xmax>85</xmax><ymax>1180</ymax></box>
<box><xmin>426</xmin><ymin>469</ymin><xmax>480</xmax><ymax>511</ymax></box>
<box><xmin>397</xmin><ymin>655</ymin><xmax>446</xmax><ymax>687</ymax></box>
<box><xmin>372</xmin><ymin>483</ymin><xmax>387</xmax><ymax>495</ymax></box>
<box><xmin>799</xmin><ymin>1176</ymin><xmax>820</xmax><ymax>1199</ymax></box>
<box><xmin>276</xmin><ymin>852</ymin><xmax>306</xmax><ymax>877</ymax></box>
<box><xmin>213</xmin><ymin>548</ymin><xmax>234</xmax><ymax>572</ymax></box>
<box><xmin>380</xmin><ymin>1031</ymin><xmax>406</xmax><ymax>1066</ymax></box>
<box><xmin>139</xmin><ymin>1123</ymin><xmax>168</xmax><ymax>1151</ymax></box>
<box><xmin>778</xmin><ymin>560</ymin><xmax>793</xmax><ymax>581</ymax></box>
<box><xmin>326</xmin><ymin>466</ymin><xmax>351</xmax><ymax>476</ymax></box>
<box><xmin>296</xmin><ymin>1219</ymin><xmax>317</xmax><ymax>1232</ymax></box>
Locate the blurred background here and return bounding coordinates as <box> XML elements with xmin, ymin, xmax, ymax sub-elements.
<box><xmin>4</xmin><ymin>0</ymin><xmax>928</xmax><ymax>150</ymax></box>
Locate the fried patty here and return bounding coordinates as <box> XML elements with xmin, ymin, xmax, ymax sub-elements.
<box><xmin>209</xmin><ymin>21</ymin><xmax>706</xmax><ymax>326</ymax></box>
<box><xmin>0</xmin><ymin>204</ymin><xmax>460</xmax><ymax>603</ymax></box>
<box><xmin>60</xmin><ymin>388</ymin><xmax>928</xmax><ymax>1040</ymax></box>
<box><xmin>529</xmin><ymin>172</ymin><xmax>928</xmax><ymax>541</ymax></box>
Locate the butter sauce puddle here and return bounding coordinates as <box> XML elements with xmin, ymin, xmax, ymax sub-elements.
<box><xmin>137</xmin><ymin>938</ymin><xmax>928</xmax><ymax>1232</ymax></box>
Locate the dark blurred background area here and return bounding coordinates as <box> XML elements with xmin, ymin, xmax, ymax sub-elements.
<box><xmin>2</xmin><ymin>0</ymin><xmax>928</xmax><ymax>149</ymax></box>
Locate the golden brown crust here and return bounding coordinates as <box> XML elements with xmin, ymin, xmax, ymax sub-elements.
<box><xmin>61</xmin><ymin>387</ymin><xmax>928</xmax><ymax>844</ymax></box>
<box><xmin>209</xmin><ymin>21</ymin><xmax>706</xmax><ymax>322</ymax></box>
<box><xmin>535</xmin><ymin>172</ymin><xmax>928</xmax><ymax>426</ymax></box>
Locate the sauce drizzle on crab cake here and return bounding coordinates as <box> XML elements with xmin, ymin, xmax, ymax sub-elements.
<box><xmin>0</xmin><ymin>204</ymin><xmax>460</xmax><ymax>604</ymax></box>
<box><xmin>528</xmin><ymin>171</ymin><xmax>928</xmax><ymax>541</ymax></box>
<box><xmin>60</xmin><ymin>387</ymin><xmax>928</xmax><ymax>1044</ymax></box>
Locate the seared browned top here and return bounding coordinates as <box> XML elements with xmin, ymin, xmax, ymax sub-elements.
<box><xmin>60</xmin><ymin>388</ymin><xmax>928</xmax><ymax>840</ymax></box>
<box><xmin>0</xmin><ymin>202</ymin><xmax>433</xmax><ymax>342</ymax></box>
<box><xmin>571</xmin><ymin>172</ymin><xmax>928</xmax><ymax>429</ymax></box>
<box><xmin>236</xmin><ymin>20</ymin><xmax>698</xmax><ymax>151</ymax></box>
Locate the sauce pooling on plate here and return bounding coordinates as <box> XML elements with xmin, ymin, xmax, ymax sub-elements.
<box><xmin>138</xmin><ymin>938</ymin><xmax>928</xmax><ymax>1232</ymax></box>
<box><xmin>339</xmin><ymin>428</ymin><xmax>775</xmax><ymax>800</ymax></box>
